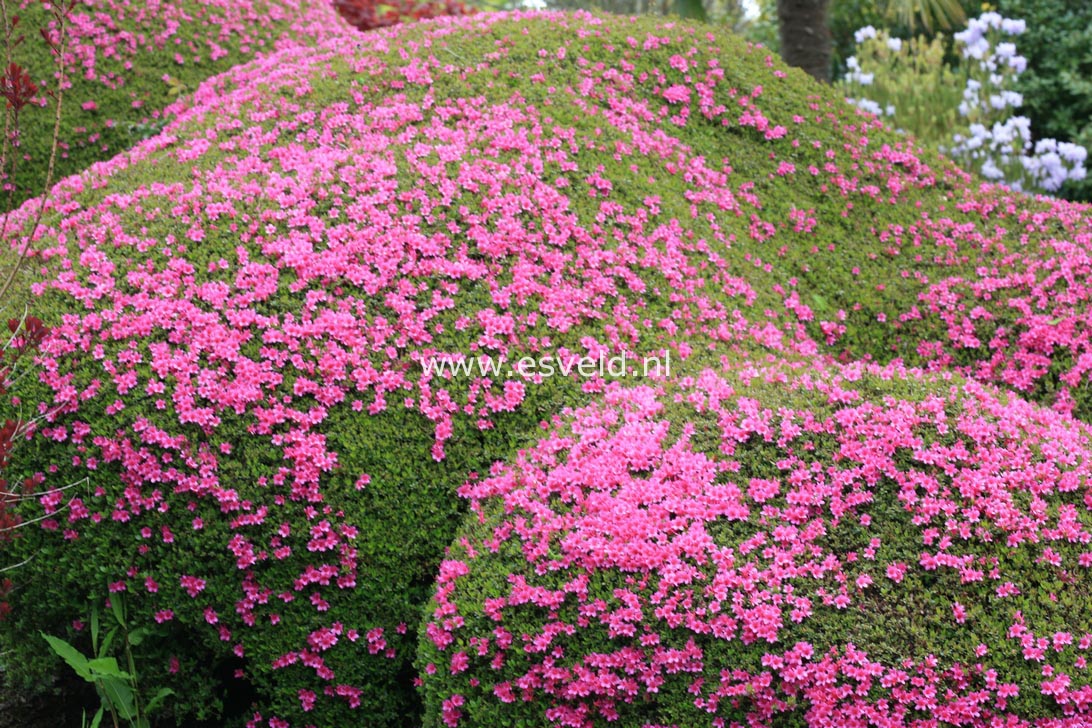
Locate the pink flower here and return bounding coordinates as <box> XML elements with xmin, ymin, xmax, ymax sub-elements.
<box><xmin>450</xmin><ymin>651</ymin><xmax>469</xmax><ymax>674</ymax></box>
<box><xmin>663</xmin><ymin>85</ymin><xmax>690</xmax><ymax>104</ymax></box>
<box><xmin>180</xmin><ymin>575</ymin><xmax>206</xmax><ymax>598</ymax></box>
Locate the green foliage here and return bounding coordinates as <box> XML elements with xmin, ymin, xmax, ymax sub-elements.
<box><xmin>997</xmin><ymin>0</ymin><xmax>1092</xmax><ymax>201</ymax></box>
<box><xmin>883</xmin><ymin>0</ymin><xmax>967</xmax><ymax>33</ymax></box>
<box><xmin>828</xmin><ymin>0</ymin><xmax>980</xmax><ymax>74</ymax></box>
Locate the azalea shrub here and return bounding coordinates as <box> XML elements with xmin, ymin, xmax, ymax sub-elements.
<box><xmin>1</xmin><ymin>12</ymin><xmax>833</xmax><ymax>724</ymax></box>
<box><xmin>1</xmin><ymin>8</ymin><xmax>1092</xmax><ymax>728</ymax></box>
<box><xmin>2</xmin><ymin>0</ymin><xmax>348</xmax><ymax>207</ymax></box>
<box><xmin>419</xmin><ymin>359</ymin><xmax>1092</xmax><ymax>726</ymax></box>
<box><xmin>839</xmin><ymin>13</ymin><xmax>1088</xmax><ymax>194</ymax></box>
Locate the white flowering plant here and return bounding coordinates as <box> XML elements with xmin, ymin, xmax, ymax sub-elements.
<box><xmin>839</xmin><ymin>13</ymin><xmax>1087</xmax><ymax>194</ymax></box>
<box><xmin>841</xmin><ymin>27</ymin><xmax>963</xmax><ymax>142</ymax></box>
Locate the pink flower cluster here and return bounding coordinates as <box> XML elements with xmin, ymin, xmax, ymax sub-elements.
<box><xmin>424</xmin><ymin>359</ymin><xmax>1092</xmax><ymax>726</ymax></box>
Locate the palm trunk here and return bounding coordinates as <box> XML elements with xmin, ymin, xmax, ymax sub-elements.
<box><xmin>777</xmin><ymin>0</ymin><xmax>833</xmax><ymax>83</ymax></box>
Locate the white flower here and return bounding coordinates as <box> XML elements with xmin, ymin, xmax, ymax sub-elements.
<box><xmin>885</xmin><ymin>104</ymin><xmax>896</xmax><ymax>116</ymax></box>
<box><xmin>886</xmin><ymin>37</ymin><xmax>903</xmax><ymax>52</ymax></box>
<box><xmin>961</xmin><ymin>37</ymin><xmax>990</xmax><ymax>60</ymax></box>
<box><xmin>1034</xmin><ymin>138</ymin><xmax>1059</xmax><ymax>155</ymax></box>
<box><xmin>1036</xmin><ymin>152</ymin><xmax>1067</xmax><ymax>191</ymax></box>
<box><xmin>854</xmin><ymin>26</ymin><xmax>877</xmax><ymax>44</ymax></box>
<box><xmin>985</xmin><ymin>91</ymin><xmax>1022</xmax><ymax>111</ymax></box>
<box><xmin>1001</xmin><ymin>18</ymin><xmax>1026</xmax><ymax>34</ymax></box>
<box><xmin>846</xmin><ymin>56</ymin><xmax>860</xmax><ymax>71</ymax></box>
<box><xmin>1059</xmin><ymin>142</ymin><xmax>1088</xmax><ymax>165</ymax></box>
<box><xmin>981</xmin><ymin>158</ymin><xmax>1004</xmax><ymax>179</ymax></box>
<box><xmin>848</xmin><ymin>97</ymin><xmax>883</xmax><ymax>116</ymax></box>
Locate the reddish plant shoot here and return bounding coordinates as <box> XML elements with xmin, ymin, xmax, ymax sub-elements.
<box><xmin>0</xmin><ymin>315</ymin><xmax>47</xmax><ymax>619</ymax></box>
<box><xmin>332</xmin><ymin>0</ymin><xmax>474</xmax><ymax>31</ymax></box>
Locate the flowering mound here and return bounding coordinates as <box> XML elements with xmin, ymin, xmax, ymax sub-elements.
<box><xmin>419</xmin><ymin>360</ymin><xmax>1092</xmax><ymax>727</ymax></box>
<box><xmin>4</xmin><ymin>0</ymin><xmax>348</xmax><ymax>206</ymax></box>
<box><xmin>1</xmin><ymin>8</ymin><xmax>1091</xmax><ymax>728</ymax></box>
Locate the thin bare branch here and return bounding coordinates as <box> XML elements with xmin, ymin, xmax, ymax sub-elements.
<box><xmin>0</xmin><ymin>550</ymin><xmax>37</xmax><ymax>573</ymax></box>
<box><xmin>0</xmin><ymin>476</ymin><xmax>88</xmax><ymax>501</ymax></box>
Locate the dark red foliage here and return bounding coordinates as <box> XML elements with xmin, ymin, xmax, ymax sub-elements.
<box><xmin>332</xmin><ymin>0</ymin><xmax>475</xmax><ymax>32</ymax></box>
<box><xmin>0</xmin><ymin>315</ymin><xmax>48</xmax><ymax>619</ymax></box>
<box><xmin>0</xmin><ymin>62</ymin><xmax>38</xmax><ymax>113</ymax></box>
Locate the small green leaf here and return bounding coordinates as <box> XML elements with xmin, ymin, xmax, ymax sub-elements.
<box><xmin>91</xmin><ymin>606</ymin><xmax>100</xmax><ymax>655</ymax></box>
<box><xmin>110</xmin><ymin>594</ymin><xmax>125</xmax><ymax>627</ymax></box>
<box><xmin>88</xmin><ymin>706</ymin><xmax>104</xmax><ymax>728</ymax></box>
<box><xmin>101</xmin><ymin>626</ymin><xmax>118</xmax><ymax>656</ymax></box>
<box><xmin>145</xmin><ymin>687</ymin><xmax>175</xmax><ymax>714</ymax></box>
<box><xmin>128</xmin><ymin>627</ymin><xmax>150</xmax><ymax>647</ymax></box>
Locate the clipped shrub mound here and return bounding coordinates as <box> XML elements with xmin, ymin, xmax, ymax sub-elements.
<box><xmin>419</xmin><ymin>360</ymin><xmax>1092</xmax><ymax>726</ymax></box>
<box><xmin>1</xmin><ymin>8</ymin><xmax>1091</xmax><ymax>727</ymax></box>
<box><xmin>4</xmin><ymin>0</ymin><xmax>348</xmax><ymax>206</ymax></box>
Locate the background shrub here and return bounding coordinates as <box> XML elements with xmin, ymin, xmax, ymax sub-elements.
<box><xmin>996</xmin><ymin>0</ymin><xmax>1092</xmax><ymax>202</ymax></box>
<box><xmin>838</xmin><ymin>13</ymin><xmax>1087</xmax><ymax>195</ymax></box>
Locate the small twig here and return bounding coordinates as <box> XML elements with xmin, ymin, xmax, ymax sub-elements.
<box><xmin>1</xmin><ymin>303</ymin><xmax>30</xmax><ymax>351</ymax></box>
<box><xmin>3</xmin><ymin>499</ymin><xmax>70</xmax><ymax>530</ymax></box>
<box><xmin>0</xmin><ymin>476</ymin><xmax>88</xmax><ymax>501</ymax></box>
<box><xmin>0</xmin><ymin>550</ymin><xmax>37</xmax><ymax>573</ymax></box>
<box><xmin>441</xmin><ymin>45</ymin><xmax>467</xmax><ymax>62</ymax></box>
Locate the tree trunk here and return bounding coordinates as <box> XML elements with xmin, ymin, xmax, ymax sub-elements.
<box><xmin>777</xmin><ymin>0</ymin><xmax>833</xmax><ymax>83</ymax></box>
